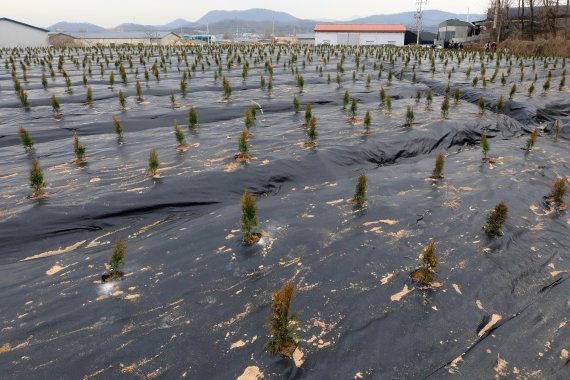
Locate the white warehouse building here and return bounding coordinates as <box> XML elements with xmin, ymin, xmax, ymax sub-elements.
<box><xmin>314</xmin><ymin>24</ymin><xmax>406</xmax><ymax>46</ymax></box>
<box><xmin>0</xmin><ymin>18</ymin><xmax>49</xmax><ymax>48</ymax></box>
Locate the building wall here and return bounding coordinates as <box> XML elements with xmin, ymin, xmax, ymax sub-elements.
<box><xmin>0</xmin><ymin>20</ymin><xmax>48</xmax><ymax>48</ymax></box>
<box><xmin>438</xmin><ymin>26</ymin><xmax>470</xmax><ymax>42</ymax></box>
<box><xmin>160</xmin><ymin>34</ymin><xmax>180</xmax><ymax>45</ymax></box>
<box><xmin>316</xmin><ymin>31</ymin><xmax>404</xmax><ymax>46</ymax></box>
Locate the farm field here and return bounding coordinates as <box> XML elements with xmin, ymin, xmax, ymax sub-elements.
<box><xmin>0</xmin><ymin>44</ymin><xmax>569</xmax><ymax>379</ymax></box>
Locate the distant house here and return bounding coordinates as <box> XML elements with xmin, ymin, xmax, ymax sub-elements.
<box><xmin>314</xmin><ymin>24</ymin><xmax>405</xmax><ymax>46</ymax></box>
<box><xmin>48</xmin><ymin>31</ymin><xmax>180</xmax><ymax>47</ymax></box>
<box><xmin>0</xmin><ymin>18</ymin><xmax>49</xmax><ymax>47</ymax></box>
<box><xmin>295</xmin><ymin>33</ymin><xmax>315</xmax><ymax>45</ymax></box>
<box><xmin>437</xmin><ymin>19</ymin><xmax>480</xmax><ymax>45</ymax></box>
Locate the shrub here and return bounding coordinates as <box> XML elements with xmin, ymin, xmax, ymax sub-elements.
<box><xmin>238</xmin><ymin>130</ymin><xmax>249</xmax><ymax>159</ymax></box>
<box><xmin>405</xmin><ymin>105</ymin><xmax>414</xmax><ymax>127</ymax></box>
<box><xmin>526</xmin><ymin>129</ymin><xmax>537</xmax><ymax>150</ymax></box>
<box><xmin>222</xmin><ymin>76</ymin><xmax>232</xmax><ymax>99</ymax></box>
<box><xmin>109</xmin><ymin>71</ymin><xmax>115</xmax><ymax>87</ymax></box>
<box><xmin>481</xmin><ymin>133</ymin><xmax>490</xmax><ymax>159</ymax></box>
<box><xmin>343</xmin><ymin>90</ymin><xmax>349</xmax><ymax>109</ymax></box>
<box><xmin>509</xmin><ymin>83</ymin><xmax>517</xmax><ymax>100</ymax></box>
<box><xmin>240</xmin><ymin>191</ymin><xmax>259</xmax><ymax>244</ymax></box>
<box><xmin>431</xmin><ymin>153</ymin><xmax>444</xmax><ymax>179</ymax></box>
<box><xmin>496</xmin><ymin>95</ymin><xmax>505</xmax><ymax>114</ymax></box>
<box><xmin>174</xmin><ymin>122</ymin><xmax>186</xmax><ymax>147</ymax></box>
<box><xmin>353</xmin><ymin>174</ymin><xmax>367</xmax><ymax>206</ymax></box>
<box><xmin>260</xmin><ymin>75</ymin><xmax>266</xmax><ymax>90</ymax></box>
<box><xmin>19</xmin><ymin>127</ymin><xmax>34</xmax><ymax>152</ymax></box>
<box><xmin>51</xmin><ymin>95</ymin><xmax>60</xmax><ymax>115</ymax></box>
<box><xmin>379</xmin><ymin>87</ymin><xmax>386</xmax><ymax>106</ymax></box>
<box><xmin>364</xmin><ymin>111</ymin><xmax>371</xmax><ymax>132</ymax></box>
<box><xmin>528</xmin><ymin>83</ymin><xmax>535</xmax><ymax>97</ymax></box>
<box><xmin>266</xmin><ymin>280</ymin><xmax>297</xmax><ymax>356</ymax></box>
<box><xmin>350</xmin><ymin>97</ymin><xmax>358</xmax><ymax>120</ymax></box>
<box><xmin>244</xmin><ymin>109</ymin><xmax>254</xmax><ymax>130</ymax></box>
<box><xmin>543</xmin><ymin>79</ymin><xmax>551</xmax><ymax>92</ymax></box>
<box><xmin>415</xmin><ymin>89</ymin><xmax>421</xmax><ymax>102</ymax></box>
<box><xmin>85</xmin><ymin>86</ymin><xmax>93</xmax><ymax>105</ymax></box>
<box><xmin>453</xmin><ymin>88</ymin><xmax>460</xmax><ymax>105</ymax></box>
<box><xmin>297</xmin><ymin>75</ymin><xmax>304</xmax><ymax>92</ymax></box>
<box><xmin>112</xmin><ymin>116</ymin><xmax>123</xmax><ymax>138</ymax></box>
<box><xmin>108</xmin><ymin>238</ymin><xmax>126</xmax><ymax>277</ymax></box>
<box><xmin>307</xmin><ymin>116</ymin><xmax>317</xmax><ymax>146</ymax></box>
<box><xmin>441</xmin><ymin>95</ymin><xmax>450</xmax><ymax>119</ymax></box>
<box><xmin>189</xmin><ymin>107</ymin><xmax>198</xmax><ymax>128</ymax></box>
<box><xmin>169</xmin><ymin>90</ymin><xmax>176</xmax><ymax>107</ymax></box>
<box><xmin>551</xmin><ymin>178</ymin><xmax>567</xmax><ymax>205</ymax></box>
<box><xmin>478</xmin><ymin>95</ymin><xmax>485</xmax><ymax>114</ymax></box>
<box><xmin>148</xmin><ymin>148</ymin><xmax>159</xmax><ymax>176</ymax></box>
<box><xmin>483</xmin><ymin>202</ymin><xmax>508</xmax><ymax>236</ymax></box>
<box><xmin>29</xmin><ymin>159</ymin><xmax>45</xmax><ymax>196</ymax></box>
<box><xmin>426</xmin><ymin>89</ymin><xmax>433</xmax><ymax>108</ymax></box>
<box><xmin>118</xmin><ymin>90</ymin><xmax>126</xmax><ymax>109</ymax></box>
<box><xmin>73</xmin><ymin>132</ymin><xmax>86</xmax><ymax>162</ymax></box>
<box><xmin>293</xmin><ymin>96</ymin><xmax>299</xmax><ymax>113</ymax></box>
<box><xmin>421</xmin><ymin>239</ymin><xmax>437</xmax><ymax>271</ymax></box>
<box><xmin>304</xmin><ymin>104</ymin><xmax>312</xmax><ymax>125</ymax></box>
<box><xmin>135</xmin><ymin>80</ymin><xmax>143</xmax><ymax>101</ymax></box>
<box><xmin>386</xmin><ymin>96</ymin><xmax>392</xmax><ymax>113</ymax></box>
<box><xmin>18</xmin><ymin>89</ymin><xmax>29</xmax><ymax>108</ymax></box>
<box><xmin>410</xmin><ymin>239</ymin><xmax>437</xmax><ymax>286</ymax></box>
<box><xmin>41</xmin><ymin>72</ymin><xmax>48</xmax><ymax>89</ymax></box>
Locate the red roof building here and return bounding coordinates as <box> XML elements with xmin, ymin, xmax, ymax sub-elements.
<box><xmin>314</xmin><ymin>24</ymin><xmax>406</xmax><ymax>33</ymax></box>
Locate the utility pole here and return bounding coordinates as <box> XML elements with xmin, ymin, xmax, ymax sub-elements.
<box><xmin>415</xmin><ymin>0</ymin><xmax>427</xmax><ymax>45</ymax></box>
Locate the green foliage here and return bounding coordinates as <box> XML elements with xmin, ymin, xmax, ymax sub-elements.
<box><xmin>174</xmin><ymin>122</ymin><xmax>186</xmax><ymax>146</ymax></box>
<box><xmin>297</xmin><ymin>75</ymin><xmax>304</xmax><ymax>92</ymax></box>
<box><xmin>528</xmin><ymin>82</ymin><xmax>535</xmax><ymax>97</ymax></box>
<box><xmin>307</xmin><ymin>117</ymin><xmax>317</xmax><ymax>146</ymax></box>
<box><xmin>411</xmin><ymin>239</ymin><xmax>437</xmax><ymax>286</ymax></box>
<box><xmin>478</xmin><ymin>95</ymin><xmax>485</xmax><ymax>113</ymax></box>
<box><xmin>350</xmin><ymin>97</ymin><xmax>357</xmax><ymax>119</ymax></box>
<box><xmin>426</xmin><ymin>88</ymin><xmax>433</xmax><ymax>108</ymax></box>
<box><xmin>509</xmin><ymin>83</ymin><xmax>517</xmax><ymax>100</ymax></box>
<box><xmin>304</xmin><ymin>103</ymin><xmax>312</xmax><ymax>125</ymax></box>
<box><xmin>421</xmin><ymin>239</ymin><xmax>438</xmax><ymax>271</ymax></box>
<box><xmin>483</xmin><ymin>202</ymin><xmax>508</xmax><ymax>236</ymax></box>
<box><xmin>343</xmin><ymin>90</ymin><xmax>349</xmax><ymax>109</ymax></box>
<box><xmin>244</xmin><ymin>108</ymin><xmax>254</xmax><ymax>129</ymax></box>
<box><xmin>169</xmin><ymin>89</ymin><xmax>176</xmax><ymax>107</ymax></box>
<box><xmin>266</xmin><ymin>280</ymin><xmax>297</xmax><ymax>356</ymax></box>
<box><xmin>109</xmin><ymin>71</ymin><xmax>115</xmax><ymax>87</ymax></box>
<box><xmin>112</xmin><ymin>116</ymin><xmax>123</xmax><ymax>137</ymax></box>
<box><xmin>481</xmin><ymin>133</ymin><xmax>490</xmax><ymax>159</ymax></box>
<box><xmin>118</xmin><ymin>90</ymin><xmax>126</xmax><ymax>109</ymax></box>
<box><xmin>41</xmin><ymin>72</ymin><xmax>48</xmax><ymax>89</ymax></box>
<box><xmin>364</xmin><ymin>111</ymin><xmax>372</xmax><ymax>132</ymax></box>
<box><xmin>453</xmin><ymin>88</ymin><xmax>460</xmax><ymax>104</ymax></box>
<box><xmin>29</xmin><ymin>159</ymin><xmax>45</xmax><ymax>195</ymax></box>
<box><xmin>86</xmin><ymin>86</ymin><xmax>93</xmax><ymax>105</ymax></box>
<box><xmin>189</xmin><ymin>107</ymin><xmax>198</xmax><ymax>128</ymax></box>
<box><xmin>353</xmin><ymin>174</ymin><xmax>367</xmax><ymax>206</ymax></box>
<box><xmin>551</xmin><ymin>178</ymin><xmax>567</xmax><ymax>205</ymax></box>
<box><xmin>19</xmin><ymin>127</ymin><xmax>34</xmax><ymax>152</ymax></box>
<box><xmin>441</xmin><ymin>95</ymin><xmax>450</xmax><ymax>119</ymax></box>
<box><xmin>405</xmin><ymin>105</ymin><xmax>414</xmax><ymax>126</ymax></box>
<box><xmin>496</xmin><ymin>95</ymin><xmax>505</xmax><ymax>114</ymax></box>
<box><xmin>526</xmin><ymin>129</ymin><xmax>537</xmax><ymax>150</ymax></box>
<box><xmin>108</xmin><ymin>238</ymin><xmax>126</xmax><ymax>275</ymax></box>
<box><xmin>240</xmin><ymin>191</ymin><xmax>259</xmax><ymax>244</ymax></box>
<box><xmin>293</xmin><ymin>96</ymin><xmax>299</xmax><ymax>113</ymax></box>
<box><xmin>148</xmin><ymin>148</ymin><xmax>159</xmax><ymax>176</ymax></box>
<box><xmin>135</xmin><ymin>80</ymin><xmax>143</xmax><ymax>101</ymax></box>
<box><xmin>222</xmin><ymin>76</ymin><xmax>232</xmax><ymax>99</ymax></box>
<box><xmin>431</xmin><ymin>153</ymin><xmax>444</xmax><ymax>179</ymax></box>
<box><xmin>238</xmin><ymin>131</ymin><xmax>248</xmax><ymax>158</ymax></box>
<box><xmin>18</xmin><ymin>89</ymin><xmax>29</xmax><ymax>108</ymax></box>
<box><xmin>51</xmin><ymin>95</ymin><xmax>60</xmax><ymax>114</ymax></box>
<box><xmin>379</xmin><ymin>87</ymin><xmax>386</xmax><ymax>106</ymax></box>
<box><xmin>73</xmin><ymin>132</ymin><xmax>86</xmax><ymax>162</ymax></box>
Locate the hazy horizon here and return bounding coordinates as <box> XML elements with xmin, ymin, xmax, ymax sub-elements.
<box><xmin>3</xmin><ymin>0</ymin><xmax>489</xmax><ymax>28</ymax></box>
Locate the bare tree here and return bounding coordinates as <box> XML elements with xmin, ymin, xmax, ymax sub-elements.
<box><xmin>541</xmin><ymin>0</ymin><xmax>559</xmax><ymax>37</ymax></box>
<box><xmin>528</xmin><ymin>0</ymin><xmax>535</xmax><ymax>39</ymax></box>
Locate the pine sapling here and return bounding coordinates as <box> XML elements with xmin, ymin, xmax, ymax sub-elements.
<box><xmin>307</xmin><ymin>116</ymin><xmax>317</xmax><ymax>147</ymax></box>
<box><xmin>112</xmin><ymin>116</ymin><xmax>123</xmax><ymax>139</ymax></box>
<box><xmin>73</xmin><ymin>132</ymin><xmax>86</xmax><ymax>162</ymax></box>
<box><xmin>553</xmin><ymin>119</ymin><xmax>561</xmax><ymax>141</ymax></box>
<box><xmin>549</xmin><ymin>177</ymin><xmax>567</xmax><ymax>207</ymax></box>
<box><xmin>237</xmin><ymin>131</ymin><xmax>249</xmax><ymax>159</ymax></box>
<box><xmin>481</xmin><ymin>133</ymin><xmax>490</xmax><ymax>160</ymax></box>
<box><xmin>410</xmin><ymin>239</ymin><xmax>437</xmax><ymax>286</ymax></box>
<box><xmin>453</xmin><ymin>88</ymin><xmax>460</xmax><ymax>105</ymax></box>
<box><xmin>478</xmin><ymin>95</ymin><xmax>485</xmax><ymax>114</ymax></box>
<box><xmin>293</xmin><ymin>96</ymin><xmax>299</xmax><ymax>113</ymax></box>
<box><xmin>350</xmin><ymin>97</ymin><xmax>358</xmax><ymax>120</ymax></box>
<box><xmin>441</xmin><ymin>95</ymin><xmax>450</xmax><ymax>119</ymax></box>
<box><xmin>304</xmin><ymin>104</ymin><xmax>312</xmax><ymax>126</ymax></box>
<box><xmin>483</xmin><ymin>202</ymin><xmax>508</xmax><ymax>236</ymax></box>
<box><xmin>107</xmin><ymin>238</ymin><xmax>126</xmax><ymax>279</ymax></box>
<box><xmin>343</xmin><ymin>90</ymin><xmax>349</xmax><ymax>109</ymax></box>
<box><xmin>85</xmin><ymin>86</ymin><xmax>93</xmax><ymax>105</ymax></box>
<box><xmin>51</xmin><ymin>94</ymin><xmax>61</xmax><ymax>116</ymax></box>
<box><xmin>29</xmin><ymin>159</ymin><xmax>46</xmax><ymax>197</ymax></box>
<box><xmin>431</xmin><ymin>153</ymin><xmax>444</xmax><ymax>179</ymax></box>
<box><xmin>19</xmin><ymin>127</ymin><xmax>34</xmax><ymax>152</ymax></box>
<box><xmin>189</xmin><ymin>107</ymin><xmax>198</xmax><ymax>129</ymax></box>
<box><xmin>118</xmin><ymin>89</ymin><xmax>126</xmax><ymax>109</ymax></box>
<box><xmin>496</xmin><ymin>95</ymin><xmax>505</xmax><ymax>114</ymax></box>
<box><xmin>244</xmin><ymin>108</ymin><xmax>254</xmax><ymax>130</ymax></box>
<box><xmin>174</xmin><ymin>122</ymin><xmax>186</xmax><ymax>149</ymax></box>
<box><xmin>526</xmin><ymin>129</ymin><xmax>537</xmax><ymax>151</ymax></box>
<box><xmin>240</xmin><ymin>190</ymin><xmax>259</xmax><ymax>244</ymax></box>
<box><xmin>509</xmin><ymin>83</ymin><xmax>517</xmax><ymax>100</ymax></box>
<box><xmin>266</xmin><ymin>280</ymin><xmax>297</xmax><ymax>356</ymax></box>
<box><xmin>353</xmin><ymin>174</ymin><xmax>367</xmax><ymax>206</ymax></box>
<box><xmin>364</xmin><ymin>111</ymin><xmax>371</xmax><ymax>133</ymax></box>
<box><xmin>405</xmin><ymin>105</ymin><xmax>414</xmax><ymax>127</ymax></box>
<box><xmin>148</xmin><ymin>148</ymin><xmax>159</xmax><ymax>177</ymax></box>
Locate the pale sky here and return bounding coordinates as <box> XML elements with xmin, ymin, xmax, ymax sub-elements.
<box><xmin>3</xmin><ymin>0</ymin><xmax>490</xmax><ymax>28</ymax></box>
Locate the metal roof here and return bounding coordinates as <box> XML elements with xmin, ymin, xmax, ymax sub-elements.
<box><xmin>314</xmin><ymin>24</ymin><xmax>406</xmax><ymax>33</ymax></box>
<box><xmin>0</xmin><ymin>17</ymin><xmax>49</xmax><ymax>33</ymax></box>
<box><xmin>438</xmin><ymin>19</ymin><xmax>473</xmax><ymax>28</ymax></box>
<box><xmin>50</xmin><ymin>31</ymin><xmax>180</xmax><ymax>39</ymax></box>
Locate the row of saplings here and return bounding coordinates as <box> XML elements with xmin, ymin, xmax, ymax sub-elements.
<box><xmin>96</xmin><ymin>156</ymin><xmax>567</xmax><ymax>359</ymax></box>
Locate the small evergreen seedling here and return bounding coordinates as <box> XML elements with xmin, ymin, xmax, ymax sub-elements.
<box><xmin>266</xmin><ymin>280</ymin><xmax>297</xmax><ymax>356</ymax></box>
<box><xmin>431</xmin><ymin>153</ymin><xmax>444</xmax><ymax>179</ymax></box>
<box><xmin>19</xmin><ymin>127</ymin><xmax>34</xmax><ymax>152</ymax></box>
<box><xmin>509</xmin><ymin>83</ymin><xmax>517</xmax><ymax>100</ymax></box>
<box><xmin>405</xmin><ymin>105</ymin><xmax>414</xmax><ymax>127</ymax></box>
<box><xmin>112</xmin><ymin>116</ymin><xmax>123</xmax><ymax>138</ymax></box>
<box><xmin>478</xmin><ymin>95</ymin><xmax>485</xmax><ymax>114</ymax></box>
<box><xmin>293</xmin><ymin>96</ymin><xmax>299</xmax><ymax>113</ymax></box>
<box><xmin>483</xmin><ymin>202</ymin><xmax>508</xmax><ymax>236</ymax></box>
<box><xmin>29</xmin><ymin>159</ymin><xmax>46</xmax><ymax>197</ymax></box>
<box><xmin>51</xmin><ymin>95</ymin><xmax>61</xmax><ymax>116</ymax></box>
<box><xmin>481</xmin><ymin>133</ymin><xmax>490</xmax><ymax>160</ymax></box>
<box><xmin>237</xmin><ymin>131</ymin><xmax>249</xmax><ymax>159</ymax></box>
<box><xmin>169</xmin><ymin>90</ymin><xmax>176</xmax><ymax>108</ymax></box>
<box><xmin>453</xmin><ymin>88</ymin><xmax>460</xmax><ymax>105</ymax></box>
<box><xmin>350</xmin><ymin>97</ymin><xmax>358</xmax><ymax>120</ymax></box>
<box><xmin>528</xmin><ymin>83</ymin><xmax>535</xmax><ymax>97</ymax></box>
<box><xmin>244</xmin><ymin>109</ymin><xmax>254</xmax><ymax>130</ymax></box>
<box><xmin>108</xmin><ymin>238</ymin><xmax>126</xmax><ymax>279</ymax></box>
<box><xmin>85</xmin><ymin>86</ymin><xmax>93</xmax><ymax>105</ymax></box>
<box><xmin>496</xmin><ymin>95</ymin><xmax>505</xmax><ymax>114</ymax></box>
<box><xmin>135</xmin><ymin>80</ymin><xmax>143</xmax><ymax>101</ymax></box>
<box><xmin>189</xmin><ymin>107</ymin><xmax>198</xmax><ymax>129</ymax></box>
<box><xmin>118</xmin><ymin>90</ymin><xmax>126</xmax><ymax>109</ymax></box>
<box><xmin>364</xmin><ymin>111</ymin><xmax>371</xmax><ymax>133</ymax></box>
<box><xmin>426</xmin><ymin>89</ymin><xmax>433</xmax><ymax>108</ymax></box>
<box><xmin>174</xmin><ymin>122</ymin><xmax>186</xmax><ymax>148</ymax></box>
<box><xmin>410</xmin><ymin>239</ymin><xmax>437</xmax><ymax>286</ymax></box>
<box><xmin>441</xmin><ymin>95</ymin><xmax>450</xmax><ymax>119</ymax></box>
<box><xmin>353</xmin><ymin>174</ymin><xmax>367</xmax><ymax>206</ymax></box>
<box><xmin>526</xmin><ymin>129</ymin><xmax>537</xmax><ymax>150</ymax></box>
<box><xmin>222</xmin><ymin>76</ymin><xmax>232</xmax><ymax>99</ymax></box>
<box><xmin>307</xmin><ymin>116</ymin><xmax>317</xmax><ymax>147</ymax></box>
<box><xmin>148</xmin><ymin>148</ymin><xmax>159</xmax><ymax>176</ymax></box>
<box><xmin>73</xmin><ymin>132</ymin><xmax>86</xmax><ymax>162</ymax></box>
<box><xmin>304</xmin><ymin>104</ymin><xmax>312</xmax><ymax>125</ymax></box>
<box><xmin>343</xmin><ymin>90</ymin><xmax>349</xmax><ymax>109</ymax></box>
<box><xmin>240</xmin><ymin>191</ymin><xmax>259</xmax><ymax>244</ymax></box>
<box><xmin>550</xmin><ymin>178</ymin><xmax>567</xmax><ymax>206</ymax></box>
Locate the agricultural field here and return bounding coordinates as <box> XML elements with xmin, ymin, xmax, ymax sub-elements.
<box><xmin>0</xmin><ymin>43</ymin><xmax>569</xmax><ymax>379</ymax></box>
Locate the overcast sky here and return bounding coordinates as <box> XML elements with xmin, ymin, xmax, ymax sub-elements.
<box><xmin>4</xmin><ymin>0</ymin><xmax>491</xmax><ymax>28</ymax></box>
